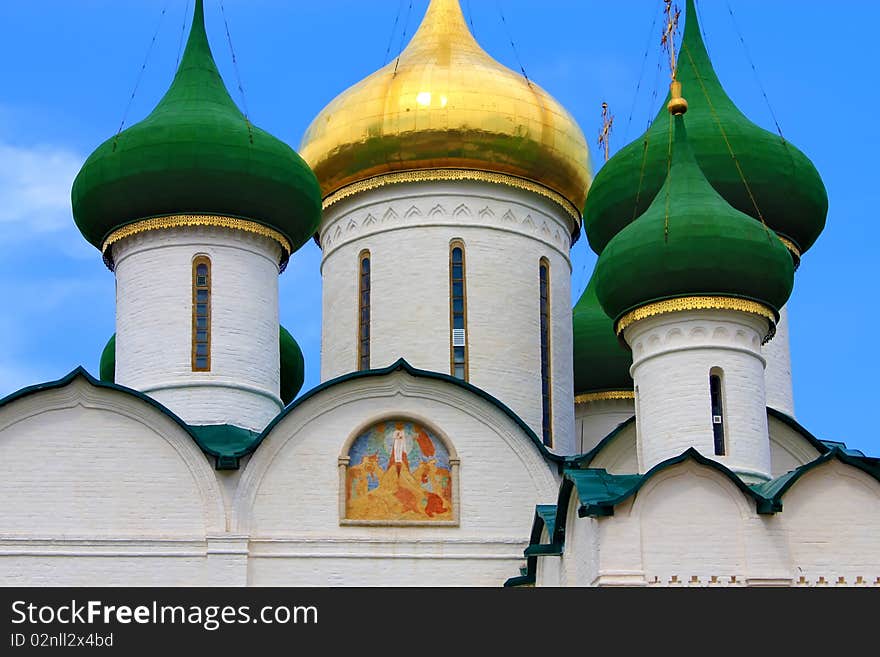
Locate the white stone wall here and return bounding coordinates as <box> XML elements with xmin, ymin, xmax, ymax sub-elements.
<box><xmin>763</xmin><ymin>304</ymin><xmax>795</xmax><ymax>416</ymax></box>
<box><xmin>319</xmin><ymin>180</ymin><xmax>577</xmax><ymax>454</ymax></box>
<box><xmin>625</xmin><ymin>310</ymin><xmax>772</xmax><ymax>481</ymax></box>
<box><xmin>768</xmin><ymin>413</ymin><xmax>822</xmax><ymax>477</ymax></box>
<box><xmin>0</xmin><ymin>376</ymin><xmax>226</xmax><ymax>586</ymax></box>
<box><xmin>574</xmin><ymin>398</ymin><xmax>635</xmax><ymax>454</ymax></box>
<box><xmin>235</xmin><ymin>368</ymin><xmax>560</xmax><ymax>586</ymax></box>
<box><xmin>780</xmin><ymin>460</ymin><xmax>880</xmax><ymax>585</ymax></box>
<box><xmin>541</xmin><ymin>458</ymin><xmax>880</xmax><ymax>587</ymax></box>
<box><xmin>583</xmin><ymin>412</ymin><xmax>822</xmax><ymax>478</ymax></box>
<box><xmin>587</xmin><ymin>422</ymin><xmax>639</xmax><ymax>474</ymax></box>
<box><xmin>113</xmin><ymin>227</ymin><xmax>283</xmax><ymax>431</ymax></box>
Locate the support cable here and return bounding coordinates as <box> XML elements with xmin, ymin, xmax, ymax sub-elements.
<box><xmin>113</xmin><ymin>4</ymin><xmax>168</xmax><ymax>151</ymax></box>
<box><xmin>218</xmin><ymin>0</ymin><xmax>254</xmax><ymax>142</ymax></box>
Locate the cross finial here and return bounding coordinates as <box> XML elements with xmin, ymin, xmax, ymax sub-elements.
<box><xmin>598</xmin><ymin>102</ymin><xmax>614</xmax><ymax>162</ymax></box>
<box><xmin>661</xmin><ymin>0</ymin><xmax>682</xmax><ymax>81</ymax></box>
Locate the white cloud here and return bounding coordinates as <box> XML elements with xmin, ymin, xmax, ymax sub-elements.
<box><xmin>0</xmin><ymin>143</ymin><xmax>83</xmax><ymax>238</ymax></box>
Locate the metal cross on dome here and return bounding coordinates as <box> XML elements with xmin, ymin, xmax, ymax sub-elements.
<box><xmin>661</xmin><ymin>0</ymin><xmax>682</xmax><ymax>80</ymax></box>
<box><xmin>598</xmin><ymin>102</ymin><xmax>614</xmax><ymax>162</ymax></box>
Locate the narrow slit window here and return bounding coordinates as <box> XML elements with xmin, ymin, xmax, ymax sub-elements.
<box><xmin>358</xmin><ymin>250</ymin><xmax>371</xmax><ymax>370</ymax></box>
<box><xmin>450</xmin><ymin>241</ymin><xmax>468</xmax><ymax>380</ymax></box>
<box><xmin>539</xmin><ymin>258</ymin><xmax>552</xmax><ymax>447</ymax></box>
<box><xmin>710</xmin><ymin>371</ymin><xmax>726</xmax><ymax>456</ymax></box>
<box><xmin>192</xmin><ymin>256</ymin><xmax>211</xmax><ymax>371</ymax></box>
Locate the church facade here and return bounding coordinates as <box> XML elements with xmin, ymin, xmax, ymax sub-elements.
<box><xmin>1</xmin><ymin>0</ymin><xmax>877</xmax><ymax>587</ymax></box>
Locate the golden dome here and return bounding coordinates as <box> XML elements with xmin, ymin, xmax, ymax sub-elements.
<box><xmin>299</xmin><ymin>0</ymin><xmax>592</xmax><ymax>219</ymax></box>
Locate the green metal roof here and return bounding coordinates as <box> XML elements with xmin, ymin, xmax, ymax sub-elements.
<box><xmin>71</xmin><ymin>0</ymin><xmax>321</xmax><ymax>258</ymax></box>
<box><xmin>259</xmin><ymin>358</ymin><xmax>566</xmax><ymax>469</ymax></box>
<box><xmin>4</xmin><ymin>357</ymin><xmax>562</xmax><ymax>472</ymax></box>
<box><xmin>0</xmin><ymin>367</ymin><xmax>251</xmax><ymax>470</ymax></box>
<box><xmin>594</xmin><ymin>113</ymin><xmax>794</xmax><ymax>324</ymax></box>
<box><xmin>279</xmin><ymin>326</ymin><xmax>305</xmax><ymax>405</ymax></box>
<box><xmin>572</xmin><ymin>273</ymin><xmax>633</xmax><ymax>396</ymax></box>
<box><xmin>583</xmin><ymin>0</ymin><xmax>827</xmax><ymax>258</ymax></box>
<box><xmin>504</xmin><ymin>504</ymin><xmax>559</xmax><ymax>587</ymax></box>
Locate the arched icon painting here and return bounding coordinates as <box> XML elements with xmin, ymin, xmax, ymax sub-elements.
<box><xmin>346</xmin><ymin>420</ymin><xmax>453</xmax><ymax>522</ymax></box>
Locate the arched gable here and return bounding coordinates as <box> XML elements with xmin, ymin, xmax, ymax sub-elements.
<box><xmin>0</xmin><ymin>368</ymin><xmax>226</xmax><ymax>536</ymax></box>
<box><xmin>233</xmin><ymin>361</ymin><xmax>560</xmax><ymax>535</ymax></box>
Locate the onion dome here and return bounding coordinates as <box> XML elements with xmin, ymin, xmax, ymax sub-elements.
<box><xmin>573</xmin><ymin>274</ymin><xmax>633</xmax><ymax>400</ymax></box>
<box><xmin>99</xmin><ymin>325</ymin><xmax>305</xmax><ymax>405</ymax></box>
<box><xmin>279</xmin><ymin>325</ymin><xmax>305</xmax><ymax>405</ymax></box>
<box><xmin>584</xmin><ymin>0</ymin><xmax>827</xmax><ymax>260</ymax></box>
<box><xmin>299</xmin><ymin>0</ymin><xmax>591</xmax><ymax>225</ymax></box>
<box><xmin>72</xmin><ymin>0</ymin><xmax>321</xmax><ymax>266</ymax></box>
<box><xmin>594</xmin><ymin>107</ymin><xmax>794</xmax><ymax>336</ymax></box>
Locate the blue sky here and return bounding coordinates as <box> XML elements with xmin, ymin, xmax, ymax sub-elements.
<box><xmin>1</xmin><ymin>1</ymin><xmax>877</xmax><ymax>455</ymax></box>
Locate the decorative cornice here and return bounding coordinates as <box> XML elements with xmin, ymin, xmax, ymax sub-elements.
<box><xmin>574</xmin><ymin>390</ymin><xmax>635</xmax><ymax>404</ymax></box>
<box><xmin>616</xmin><ymin>296</ymin><xmax>777</xmax><ymax>343</ymax></box>
<box><xmin>777</xmin><ymin>234</ymin><xmax>801</xmax><ymax>263</ymax></box>
<box><xmin>321</xmin><ymin>169</ymin><xmax>583</xmax><ymax>226</ymax></box>
<box><xmin>102</xmin><ymin>215</ymin><xmax>292</xmax><ymax>269</ymax></box>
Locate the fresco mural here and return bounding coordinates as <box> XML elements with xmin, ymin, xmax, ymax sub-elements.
<box><xmin>345</xmin><ymin>420</ymin><xmax>453</xmax><ymax>522</ymax></box>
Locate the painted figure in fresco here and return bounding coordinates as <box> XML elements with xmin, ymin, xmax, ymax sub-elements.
<box><xmin>388</xmin><ymin>422</ymin><xmax>410</xmax><ymax>473</ymax></box>
<box><xmin>346</xmin><ymin>420</ymin><xmax>453</xmax><ymax>522</ymax></box>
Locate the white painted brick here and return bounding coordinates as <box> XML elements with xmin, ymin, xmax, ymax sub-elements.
<box><xmin>319</xmin><ymin>180</ymin><xmax>577</xmax><ymax>454</ymax></box>
<box><xmin>113</xmin><ymin>227</ymin><xmax>283</xmax><ymax>431</ymax></box>
<box><xmin>625</xmin><ymin>310</ymin><xmax>772</xmax><ymax>481</ymax></box>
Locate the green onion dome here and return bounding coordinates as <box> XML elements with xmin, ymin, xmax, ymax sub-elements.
<box><xmin>584</xmin><ymin>0</ymin><xmax>827</xmax><ymax>260</ymax></box>
<box><xmin>279</xmin><ymin>325</ymin><xmax>305</xmax><ymax>406</ymax></box>
<box><xmin>573</xmin><ymin>274</ymin><xmax>633</xmax><ymax>397</ymax></box>
<box><xmin>99</xmin><ymin>325</ymin><xmax>305</xmax><ymax>405</ymax></box>
<box><xmin>71</xmin><ymin>0</ymin><xmax>321</xmax><ymax>264</ymax></box>
<box><xmin>99</xmin><ymin>334</ymin><xmax>116</xmax><ymax>383</ymax></box>
<box><xmin>594</xmin><ymin>112</ymin><xmax>794</xmax><ymax>330</ymax></box>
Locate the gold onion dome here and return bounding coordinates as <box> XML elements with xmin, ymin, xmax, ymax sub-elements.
<box><xmin>299</xmin><ymin>0</ymin><xmax>592</xmax><ymax>223</ymax></box>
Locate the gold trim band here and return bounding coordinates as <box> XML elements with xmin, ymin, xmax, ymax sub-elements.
<box><xmin>777</xmin><ymin>235</ymin><xmax>801</xmax><ymax>259</ymax></box>
<box><xmin>102</xmin><ymin>215</ymin><xmax>292</xmax><ymax>257</ymax></box>
<box><xmin>615</xmin><ymin>296</ymin><xmax>777</xmax><ymax>341</ymax></box>
<box><xmin>321</xmin><ymin>169</ymin><xmax>583</xmax><ymax>226</ymax></box>
<box><xmin>575</xmin><ymin>390</ymin><xmax>635</xmax><ymax>404</ymax></box>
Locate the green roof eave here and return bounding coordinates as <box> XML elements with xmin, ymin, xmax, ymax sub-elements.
<box><xmin>572</xmin><ymin>448</ymin><xmax>775</xmax><ymax>518</ymax></box>
<box><xmin>503</xmin><ymin>574</ymin><xmax>536</xmax><ymax>587</ymax></box>
<box><xmin>2</xmin><ymin>358</ymin><xmax>564</xmax><ymax>473</ymax></box>
<box><xmin>569</xmin><ymin>407</ymin><xmax>848</xmax><ymax>471</ymax></box>
<box><xmin>256</xmin><ymin>358</ymin><xmax>566</xmax><ymax>469</ymax></box>
<box><xmin>512</xmin><ymin>503</ymin><xmax>561</xmax><ymax>585</ymax></box>
<box><xmin>189</xmin><ymin>424</ymin><xmax>260</xmax><ymax>469</ymax></box>
<box><xmin>0</xmin><ymin>366</ymin><xmax>250</xmax><ymax>470</ymax></box>
<box><xmin>750</xmin><ymin>447</ymin><xmax>880</xmax><ymax>510</ymax></box>
<box><xmin>534</xmin><ymin>504</ymin><xmax>557</xmax><ymax>541</ymax></box>
<box><xmin>523</xmin><ymin>543</ymin><xmax>563</xmax><ymax>557</ymax></box>
<box><xmin>565</xmin><ymin>415</ymin><xmax>636</xmax><ymax>469</ymax></box>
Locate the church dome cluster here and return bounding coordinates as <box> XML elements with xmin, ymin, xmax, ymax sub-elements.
<box><xmin>582</xmin><ymin>0</ymin><xmax>827</xmax><ymax>262</ymax></box>
<box><xmin>594</xmin><ymin>111</ymin><xmax>795</xmax><ymax>329</ymax></box>
<box><xmin>572</xmin><ymin>0</ymin><xmax>826</xmax><ymax>395</ymax></box>
<box><xmin>71</xmin><ymin>0</ymin><xmax>322</xmax><ymax>259</ymax></box>
<box><xmin>298</xmin><ymin>0</ymin><xmax>592</xmax><ymax>218</ymax></box>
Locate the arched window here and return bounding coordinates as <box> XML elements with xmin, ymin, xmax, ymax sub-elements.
<box><xmin>358</xmin><ymin>250</ymin><xmax>371</xmax><ymax>370</ymax></box>
<box><xmin>539</xmin><ymin>258</ymin><xmax>552</xmax><ymax>447</ymax></box>
<box><xmin>710</xmin><ymin>369</ymin><xmax>726</xmax><ymax>456</ymax></box>
<box><xmin>449</xmin><ymin>240</ymin><xmax>468</xmax><ymax>380</ymax></box>
<box><xmin>192</xmin><ymin>256</ymin><xmax>211</xmax><ymax>371</ymax></box>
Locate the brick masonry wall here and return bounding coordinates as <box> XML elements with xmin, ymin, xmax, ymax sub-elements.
<box><xmin>625</xmin><ymin>310</ymin><xmax>772</xmax><ymax>481</ymax></box>
<box><xmin>319</xmin><ymin>180</ymin><xmax>577</xmax><ymax>455</ymax></box>
<box><xmin>762</xmin><ymin>304</ymin><xmax>795</xmax><ymax>417</ymax></box>
<box><xmin>113</xmin><ymin>227</ymin><xmax>283</xmax><ymax>431</ymax></box>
